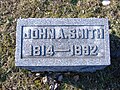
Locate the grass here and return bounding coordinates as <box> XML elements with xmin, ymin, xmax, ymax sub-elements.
<box><xmin>0</xmin><ymin>0</ymin><xmax>120</xmax><ymax>90</ymax></box>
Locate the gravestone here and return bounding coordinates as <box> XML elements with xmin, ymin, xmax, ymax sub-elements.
<box><xmin>15</xmin><ymin>18</ymin><xmax>110</xmax><ymax>72</ymax></box>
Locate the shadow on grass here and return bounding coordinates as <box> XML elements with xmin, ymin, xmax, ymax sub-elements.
<box><xmin>59</xmin><ymin>34</ymin><xmax>120</xmax><ymax>89</ymax></box>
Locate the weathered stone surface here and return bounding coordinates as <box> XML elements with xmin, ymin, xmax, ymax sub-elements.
<box><xmin>15</xmin><ymin>18</ymin><xmax>110</xmax><ymax>72</ymax></box>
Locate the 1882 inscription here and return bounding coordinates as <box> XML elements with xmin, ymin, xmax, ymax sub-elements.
<box><xmin>22</xmin><ymin>26</ymin><xmax>104</xmax><ymax>58</ymax></box>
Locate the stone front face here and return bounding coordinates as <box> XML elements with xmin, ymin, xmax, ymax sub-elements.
<box><xmin>15</xmin><ymin>18</ymin><xmax>110</xmax><ymax>72</ymax></box>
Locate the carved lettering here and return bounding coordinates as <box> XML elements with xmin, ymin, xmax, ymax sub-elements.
<box><xmin>39</xmin><ymin>29</ymin><xmax>47</xmax><ymax>39</ymax></box>
<box><xmin>72</xmin><ymin>45</ymin><xmax>82</xmax><ymax>56</ymax></box>
<box><xmin>32</xmin><ymin>45</ymin><xmax>41</xmax><ymax>56</ymax></box>
<box><xmin>24</xmin><ymin>29</ymin><xmax>31</xmax><ymax>39</ymax></box>
<box><xmin>97</xmin><ymin>29</ymin><xmax>104</xmax><ymax>39</ymax></box>
<box><xmin>69</xmin><ymin>29</ymin><xmax>76</xmax><ymax>39</ymax></box>
<box><xmin>57</xmin><ymin>28</ymin><xmax>66</xmax><ymax>39</ymax></box>
<box><xmin>71</xmin><ymin>45</ymin><xmax>98</xmax><ymax>56</ymax></box>
<box><xmin>47</xmin><ymin>29</ymin><xmax>55</xmax><ymax>39</ymax></box>
<box><xmin>31</xmin><ymin>45</ymin><xmax>54</xmax><ymax>56</ymax></box>
<box><xmin>84</xmin><ymin>46</ymin><xmax>90</xmax><ymax>56</ymax></box>
<box><xmin>23</xmin><ymin>26</ymin><xmax>104</xmax><ymax>58</ymax></box>
<box><xmin>90</xmin><ymin>45</ymin><xmax>98</xmax><ymax>56</ymax></box>
<box><xmin>31</xmin><ymin>28</ymin><xmax>39</xmax><ymax>39</ymax></box>
<box><xmin>76</xmin><ymin>29</ymin><xmax>82</xmax><ymax>39</ymax></box>
<box><xmin>23</xmin><ymin>27</ymin><xmax>104</xmax><ymax>39</ymax></box>
<box><xmin>83</xmin><ymin>29</ymin><xmax>88</xmax><ymax>39</ymax></box>
<box><xmin>46</xmin><ymin>45</ymin><xmax>54</xmax><ymax>56</ymax></box>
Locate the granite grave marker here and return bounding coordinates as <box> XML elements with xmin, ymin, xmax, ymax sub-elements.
<box><xmin>15</xmin><ymin>18</ymin><xmax>110</xmax><ymax>72</ymax></box>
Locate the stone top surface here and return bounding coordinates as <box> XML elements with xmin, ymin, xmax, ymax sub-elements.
<box><xmin>15</xmin><ymin>18</ymin><xmax>110</xmax><ymax>67</ymax></box>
